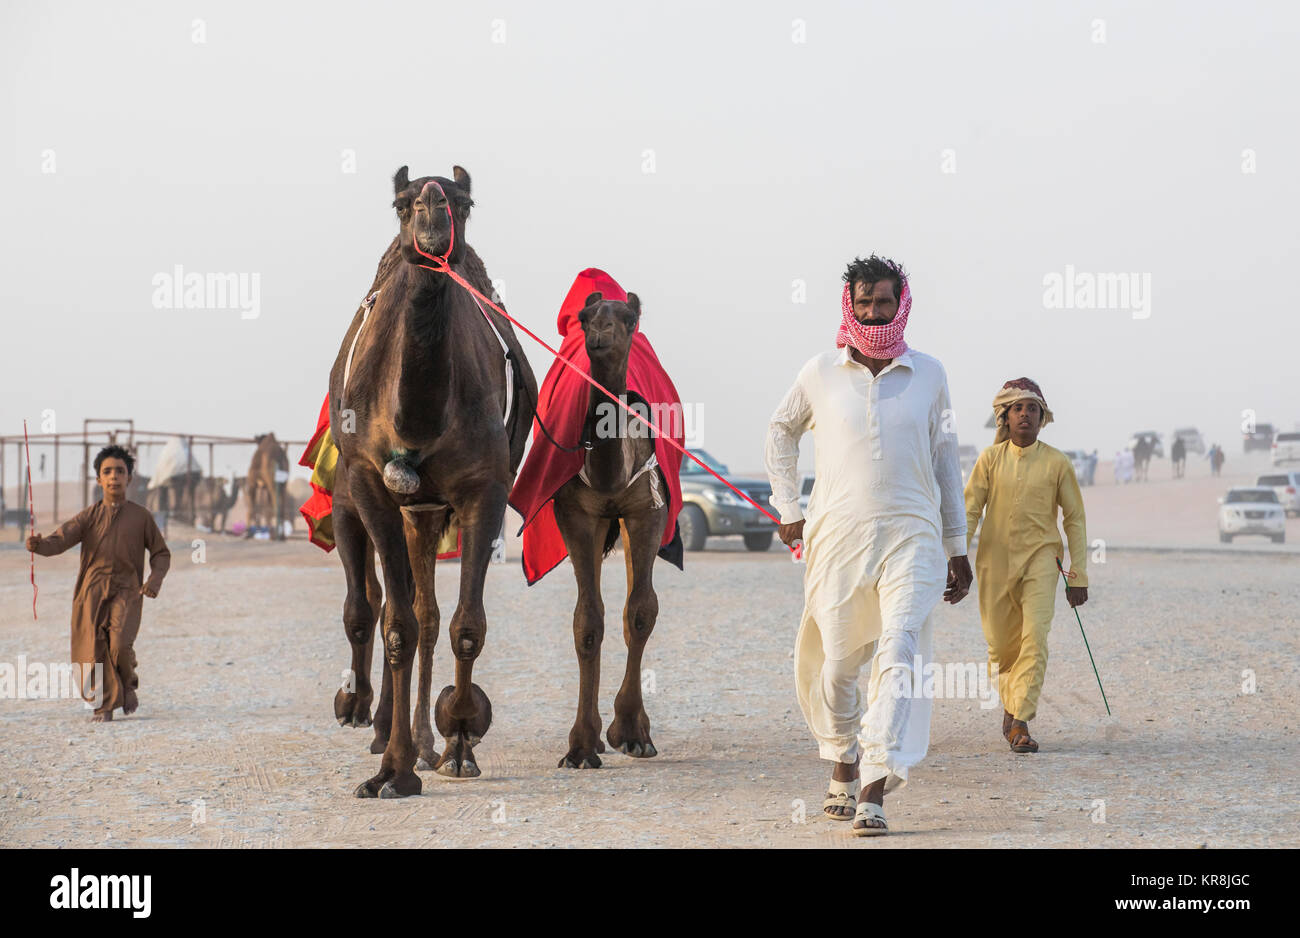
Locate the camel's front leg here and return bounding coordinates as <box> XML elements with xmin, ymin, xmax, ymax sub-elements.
<box><xmin>433</xmin><ymin>483</ymin><xmax>506</xmax><ymax>779</ymax></box>
<box><xmin>403</xmin><ymin>508</ymin><xmax>446</xmax><ymax>771</ymax></box>
<box><xmin>351</xmin><ymin>473</ymin><xmax>422</xmax><ymax>799</ymax></box>
<box><xmin>332</xmin><ymin>501</ymin><xmax>378</xmax><ymax>732</ymax></box>
<box><xmin>607</xmin><ymin>508</ymin><xmax>665</xmax><ymax>759</ymax></box>
<box><xmin>553</xmin><ymin>485</ymin><xmax>610</xmax><ymax>768</ymax></box>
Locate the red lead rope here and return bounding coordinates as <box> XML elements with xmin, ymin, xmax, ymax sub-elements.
<box><xmin>410</xmin><ymin>180</ymin><xmax>796</xmax><ymax>555</ymax></box>
<box><xmin>23</xmin><ymin>419</ymin><xmax>37</xmax><ymax>619</ymax></box>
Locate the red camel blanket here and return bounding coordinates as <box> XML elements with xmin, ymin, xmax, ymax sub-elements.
<box><xmin>508</xmin><ymin>269</ymin><xmax>684</xmax><ymax>585</ymax></box>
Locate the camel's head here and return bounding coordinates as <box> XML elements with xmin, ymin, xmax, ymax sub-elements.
<box><xmin>393</xmin><ymin>165</ymin><xmax>474</xmax><ymax>265</ymax></box>
<box><xmin>578</xmin><ymin>291</ymin><xmax>640</xmax><ymax>365</ymax></box>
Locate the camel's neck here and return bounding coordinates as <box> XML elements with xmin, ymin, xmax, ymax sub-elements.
<box><xmin>394</xmin><ymin>267</ymin><xmax>458</xmax><ymax>442</ymax></box>
<box><xmin>583</xmin><ymin>352</ymin><xmax>648</xmax><ymax>492</ymax></box>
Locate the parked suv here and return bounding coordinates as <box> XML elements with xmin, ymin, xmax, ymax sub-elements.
<box><xmin>1217</xmin><ymin>487</ymin><xmax>1285</xmax><ymax>543</ymax></box>
<box><xmin>1127</xmin><ymin>431</ymin><xmax>1164</xmax><ymax>458</ymax></box>
<box><xmin>1172</xmin><ymin>427</ymin><xmax>1205</xmax><ymax>456</ymax></box>
<box><xmin>1244</xmin><ymin>422</ymin><xmax>1274</xmax><ymax>453</ymax></box>
<box><xmin>1272</xmin><ymin>430</ymin><xmax>1300</xmax><ymax>466</ymax></box>
<box><xmin>678</xmin><ymin>448</ymin><xmax>778</xmax><ymax>551</ymax></box>
<box><xmin>1256</xmin><ymin>471</ymin><xmax>1300</xmax><ymax>517</ymax></box>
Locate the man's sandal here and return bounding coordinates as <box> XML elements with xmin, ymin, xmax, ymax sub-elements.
<box><xmin>851</xmin><ymin>800</ymin><xmax>888</xmax><ymax>836</ymax></box>
<box><xmin>1007</xmin><ymin>720</ymin><xmax>1039</xmax><ymax>753</ymax></box>
<box><xmin>823</xmin><ymin>777</ymin><xmax>859</xmax><ymax>821</ymax></box>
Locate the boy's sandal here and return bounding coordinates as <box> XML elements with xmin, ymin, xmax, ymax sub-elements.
<box><xmin>823</xmin><ymin>777</ymin><xmax>860</xmax><ymax>820</ymax></box>
<box><xmin>851</xmin><ymin>800</ymin><xmax>889</xmax><ymax>837</ymax></box>
<box><xmin>1007</xmin><ymin>720</ymin><xmax>1039</xmax><ymax>753</ymax></box>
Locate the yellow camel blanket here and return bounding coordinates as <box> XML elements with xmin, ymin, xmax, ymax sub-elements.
<box><xmin>299</xmin><ymin>395</ymin><xmax>460</xmax><ymax>556</ymax></box>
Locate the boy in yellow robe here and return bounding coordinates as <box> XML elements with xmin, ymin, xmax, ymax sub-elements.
<box><xmin>963</xmin><ymin>378</ymin><xmax>1089</xmax><ymax>752</ymax></box>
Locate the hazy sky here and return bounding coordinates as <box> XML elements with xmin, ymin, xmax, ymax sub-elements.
<box><xmin>3</xmin><ymin>0</ymin><xmax>1297</xmax><ymax>482</ymax></box>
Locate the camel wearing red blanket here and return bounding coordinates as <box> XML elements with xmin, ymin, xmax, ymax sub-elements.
<box><xmin>509</xmin><ymin>269</ymin><xmax>684</xmax><ymax>585</ymax></box>
<box><xmin>509</xmin><ymin>270</ymin><xmax>683</xmax><ymax>767</ymax></box>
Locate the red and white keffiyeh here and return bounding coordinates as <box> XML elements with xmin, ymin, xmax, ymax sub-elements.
<box><xmin>835</xmin><ymin>277</ymin><xmax>912</xmax><ymax>359</ymax></box>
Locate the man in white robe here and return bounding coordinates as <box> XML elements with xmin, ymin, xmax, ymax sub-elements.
<box><xmin>765</xmin><ymin>255</ymin><xmax>972</xmax><ymax>835</ymax></box>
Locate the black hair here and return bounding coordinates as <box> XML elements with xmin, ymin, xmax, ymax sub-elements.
<box><xmin>843</xmin><ymin>255</ymin><xmax>907</xmax><ymax>302</ymax></box>
<box><xmin>94</xmin><ymin>444</ymin><xmax>135</xmax><ymax>477</ymax></box>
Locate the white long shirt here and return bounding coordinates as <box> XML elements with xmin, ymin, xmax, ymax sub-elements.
<box><xmin>765</xmin><ymin>347</ymin><xmax>968</xmax><ymax>559</ymax></box>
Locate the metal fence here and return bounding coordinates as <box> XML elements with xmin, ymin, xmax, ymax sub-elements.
<box><xmin>1</xmin><ymin>418</ymin><xmax>307</xmax><ymax>533</ymax></box>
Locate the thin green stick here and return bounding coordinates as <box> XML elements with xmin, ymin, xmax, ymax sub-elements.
<box><xmin>1056</xmin><ymin>557</ymin><xmax>1110</xmax><ymax>716</ymax></box>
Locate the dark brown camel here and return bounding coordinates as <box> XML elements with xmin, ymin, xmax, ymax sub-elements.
<box><xmin>1133</xmin><ymin>436</ymin><xmax>1155</xmax><ymax>482</ymax></box>
<box><xmin>246</xmin><ymin>433</ymin><xmax>288</xmax><ymax>538</ymax></box>
<box><xmin>552</xmin><ymin>292</ymin><xmax>668</xmax><ymax>768</ymax></box>
<box><xmin>328</xmin><ymin>165</ymin><xmax>537</xmax><ymax>797</ymax></box>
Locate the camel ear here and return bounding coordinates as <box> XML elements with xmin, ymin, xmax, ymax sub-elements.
<box><xmin>393</xmin><ymin>166</ymin><xmax>410</xmax><ymax>195</ymax></box>
<box><xmin>452</xmin><ymin>165</ymin><xmax>471</xmax><ymax>193</ymax></box>
<box><xmin>583</xmin><ymin>291</ymin><xmax>603</xmax><ymax>307</ymax></box>
<box><xmin>626</xmin><ymin>293</ymin><xmax>641</xmax><ymax>316</ymax></box>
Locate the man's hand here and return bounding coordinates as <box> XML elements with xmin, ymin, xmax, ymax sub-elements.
<box><xmin>1066</xmin><ymin>586</ymin><xmax>1088</xmax><ymax>608</ymax></box>
<box><xmin>140</xmin><ymin>584</ymin><xmax>158</xmax><ymax>599</ymax></box>
<box><xmin>777</xmin><ymin>519</ymin><xmax>805</xmax><ymax>548</ymax></box>
<box><xmin>944</xmin><ymin>555</ymin><xmax>972</xmax><ymax>604</ymax></box>
<box><xmin>25</xmin><ymin>533</ymin><xmax>40</xmax><ymax>552</ymax></box>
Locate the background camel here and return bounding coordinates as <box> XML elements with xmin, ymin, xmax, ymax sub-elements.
<box><xmin>1133</xmin><ymin>435</ymin><xmax>1156</xmax><ymax>482</ymax></box>
<box><xmin>195</xmin><ymin>475</ymin><xmax>241</xmax><ymax>532</ymax></box>
<box><xmin>328</xmin><ymin>165</ymin><xmax>537</xmax><ymax>798</ymax></box>
<box><xmin>246</xmin><ymin>433</ymin><xmax>288</xmax><ymax>538</ymax></box>
<box><xmin>552</xmin><ymin>292</ymin><xmax>670</xmax><ymax>769</ymax></box>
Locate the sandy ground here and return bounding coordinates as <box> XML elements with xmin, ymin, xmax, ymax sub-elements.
<box><xmin>1</xmin><ymin>450</ymin><xmax>1297</xmax><ymax>848</ymax></box>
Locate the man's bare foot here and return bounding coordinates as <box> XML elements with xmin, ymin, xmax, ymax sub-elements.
<box><xmin>1002</xmin><ymin>709</ymin><xmax>1014</xmax><ymax>739</ymax></box>
<box><xmin>91</xmin><ymin>711</ymin><xmax>113</xmax><ymax>723</ymax></box>
<box><xmin>825</xmin><ymin>758</ymin><xmax>860</xmax><ymax>819</ymax></box>
<box><xmin>852</xmin><ymin>777</ymin><xmax>887</xmax><ymax>833</ymax></box>
<box><xmin>123</xmin><ymin>691</ymin><xmax>138</xmax><ymax>715</ymax></box>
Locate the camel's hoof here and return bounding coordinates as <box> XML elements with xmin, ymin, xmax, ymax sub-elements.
<box><xmin>435</xmin><ymin>758</ymin><xmax>480</xmax><ymax>779</ymax></box>
<box><xmin>334</xmin><ymin>690</ymin><xmax>373</xmax><ymax>728</ymax></box>
<box><xmin>558</xmin><ymin>751</ymin><xmax>602</xmax><ymax>770</ymax></box>
<box><xmin>607</xmin><ymin>721</ymin><xmax>656</xmax><ymax>759</ymax></box>
<box><xmin>378</xmin><ymin>774</ymin><xmax>422</xmax><ymax>798</ymax></box>
<box><xmin>354</xmin><ymin>781</ymin><xmax>379</xmax><ymax>798</ymax></box>
<box><xmin>615</xmin><ymin>740</ymin><xmax>658</xmax><ymax>758</ymax></box>
<box><xmin>383</xmin><ymin>460</ymin><xmax>420</xmax><ymax>494</ymax></box>
<box><xmin>369</xmin><ymin>736</ymin><xmax>388</xmax><ymax>755</ymax></box>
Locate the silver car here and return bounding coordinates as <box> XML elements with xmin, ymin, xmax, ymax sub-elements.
<box><xmin>1218</xmin><ymin>487</ymin><xmax>1285</xmax><ymax>543</ymax></box>
<box><xmin>1172</xmin><ymin>427</ymin><xmax>1206</xmax><ymax>456</ymax></box>
<box><xmin>1257</xmin><ymin>471</ymin><xmax>1300</xmax><ymax>517</ymax></box>
<box><xmin>1272</xmin><ymin>430</ymin><xmax>1300</xmax><ymax>466</ymax></box>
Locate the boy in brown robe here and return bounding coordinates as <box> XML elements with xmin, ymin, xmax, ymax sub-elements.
<box><xmin>26</xmin><ymin>445</ymin><xmax>170</xmax><ymax>722</ymax></box>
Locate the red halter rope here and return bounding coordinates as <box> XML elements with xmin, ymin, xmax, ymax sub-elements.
<box><xmin>409</xmin><ymin>179</ymin><xmax>797</xmax><ymax>554</ymax></box>
<box><xmin>23</xmin><ymin>419</ymin><xmax>37</xmax><ymax>619</ymax></box>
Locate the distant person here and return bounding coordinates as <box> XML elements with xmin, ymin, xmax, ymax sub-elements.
<box><xmin>26</xmin><ymin>445</ymin><xmax>170</xmax><ymax>722</ymax></box>
<box><xmin>1171</xmin><ymin>436</ymin><xmax>1186</xmax><ymax>479</ymax></box>
<box><xmin>964</xmin><ymin>378</ymin><xmax>1089</xmax><ymax>754</ymax></box>
<box><xmin>1085</xmin><ymin>449</ymin><xmax>1098</xmax><ymax>486</ymax></box>
<box><xmin>766</xmin><ymin>254</ymin><xmax>971</xmax><ymax>836</ymax></box>
<box><xmin>1114</xmin><ymin>447</ymin><xmax>1134</xmax><ymax>484</ymax></box>
<box><xmin>1208</xmin><ymin>444</ymin><xmax>1225</xmax><ymax>476</ymax></box>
